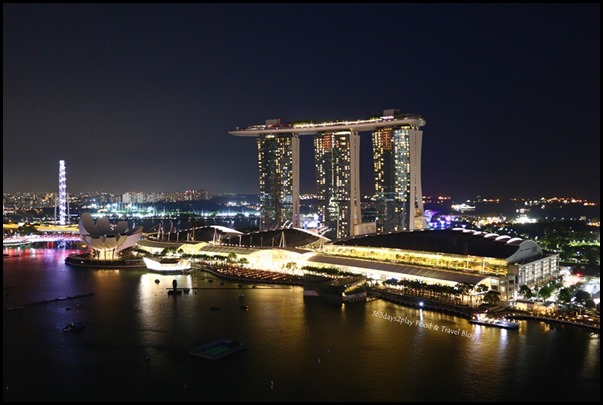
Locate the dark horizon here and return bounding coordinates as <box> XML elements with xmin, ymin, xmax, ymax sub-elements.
<box><xmin>3</xmin><ymin>4</ymin><xmax>600</xmax><ymax>200</ymax></box>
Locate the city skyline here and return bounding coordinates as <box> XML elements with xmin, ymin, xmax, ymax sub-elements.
<box><xmin>3</xmin><ymin>4</ymin><xmax>600</xmax><ymax>200</ymax></box>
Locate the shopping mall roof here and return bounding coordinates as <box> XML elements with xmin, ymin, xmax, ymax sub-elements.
<box><xmin>221</xmin><ymin>227</ymin><xmax>329</xmax><ymax>248</ymax></box>
<box><xmin>333</xmin><ymin>228</ymin><xmax>526</xmax><ymax>260</ymax></box>
<box><xmin>137</xmin><ymin>239</ymin><xmax>186</xmax><ymax>250</ymax></box>
<box><xmin>152</xmin><ymin>225</ymin><xmax>243</xmax><ymax>243</ymax></box>
<box><xmin>307</xmin><ymin>254</ymin><xmax>487</xmax><ymax>285</ymax></box>
<box><xmin>198</xmin><ymin>245</ymin><xmax>262</xmax><ymax>256</ymax></box>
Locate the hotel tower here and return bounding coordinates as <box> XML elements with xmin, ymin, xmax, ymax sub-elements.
<box><xmin>372</xmin><ymin>119</ymin><xmax>426</xmax><ymax>233</ymax></box>
<box><xmin>229</xmin><ymin>109</ymin><xmax>426</xmax><ymax>239</ymax></box>
<box><xmin>256</xmin><ymin>123</ymin><xmax>300</xmax><ymax>231</ymax></box>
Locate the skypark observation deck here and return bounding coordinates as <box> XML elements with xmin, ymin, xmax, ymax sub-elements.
<box><xmin>228</xmin><ymin>114</ymin><xmax>426</xmax><ymax>136</ymax></box>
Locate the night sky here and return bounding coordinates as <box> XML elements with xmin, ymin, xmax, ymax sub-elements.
<box><xmin>3</xmin><ymin>4</ymin><xmax>600</xmax><ymax>200</ymax></box>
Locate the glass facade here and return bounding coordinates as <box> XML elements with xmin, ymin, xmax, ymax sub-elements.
<box><xmin>257</xmin><ymin>134</ymin><xmax>297</xmax><ymax>231</ymax></box>
<box><xmin>372</xmin><ymin>126</ymin><xmax>424</xmax><ymax>232</ymax></box>
<box><xmin>314</xmin><ymin>131</ymin><xmax>361</xmax><ymax>239</ymax></box>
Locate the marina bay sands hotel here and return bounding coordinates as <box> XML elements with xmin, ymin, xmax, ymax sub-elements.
<box><xmin>229</xmin><ymin>109</ymin><xmax>427</xmax><ymax>239</ymax></box>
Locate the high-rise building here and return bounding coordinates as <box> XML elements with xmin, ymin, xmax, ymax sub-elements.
<box><xmin>255</xmin><ymin>120</ymin><xmax>300</xmax><ymax>230</ymax></box>
<box><xmin>314</xmin><ymin>130</ymin><xmax>361</xmax><ymax>239</ymax></box>
<box><xmin>372</xmin><ymin>112</ymin><xmax>426</xmax><ymax>232</ymax></box>
<box><xmin>122</xmin><ymin>192</ymin><xmax>146</xmax><ymax>204</ymax></box>
<box><xmin>229</xmin><ymin>110</ymin><xmax>426</xmax><ymax>238</ymax></box>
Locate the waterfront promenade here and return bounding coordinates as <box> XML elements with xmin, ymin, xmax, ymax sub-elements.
<box><xmin>502</xmin><ymin>312</ymin><xmax>600</xmax><ymax>332</ymax></box>
<box><xmin>374</xmin><ymin>289</ymin><xmax>477</xmax><ymax>319</ymax></box>
<box><xmin>366</xmin><ymin>290</ymin><xmax>599</xmax><ymax>332</ymax></box>
<box><xmin>197</xmin><ymin>264</ymin><xmax>304</xmax><ymax>286</ymax></box>
<box><xmin>195</xmin><ymin>266</ymin><xmax>600</xmax><ymax>332</ymax></box>
<box><xmin>3</xmin><ymin>247</ymin><xmax>600</xmax><ymax>402</ymax></box>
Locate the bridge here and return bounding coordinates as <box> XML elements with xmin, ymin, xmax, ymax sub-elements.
<box><xmin>3</xmin><ymin>223</ymin><xmax>79</xmax><ymax>233</ymax></box>
<box><xmin>3</xmin><ymin>223</ymin><xmax>81</xmax><ymax>247</ymax></box>
<box><xmin>3</xmin><ymin>234</ymin><xmax>82</xmax><ymax>245</ymax></box>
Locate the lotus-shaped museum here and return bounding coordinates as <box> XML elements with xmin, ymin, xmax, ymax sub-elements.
<box><xmin>78</xmin><ymin>212</ymin><xmax>143</xmax><ymax>260</ymax></box>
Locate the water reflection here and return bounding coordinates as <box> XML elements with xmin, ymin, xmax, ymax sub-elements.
<box><xmin>3</xmin><ymin>248</ymin><xmax>600</xmax><ymax>402</ymax></box>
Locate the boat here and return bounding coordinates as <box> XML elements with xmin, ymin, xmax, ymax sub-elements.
<box><xmin>189</xmin><ymin>339</ymin><xmax>246</xmax><ymax>360</ymax></box>
<box><xmin>63</xmin><ymin>321</ymin><xmax>86</xmax><ymax>332</ymax></box>
<box><xmin>469</xmin><ymin>315</ymin><xmax>519</xmax><ymax>330</ymax></box>
<box><xmin>143</xmin><ymin>256</ymin><xmax>192</xmax><ymax>274</ymax></box>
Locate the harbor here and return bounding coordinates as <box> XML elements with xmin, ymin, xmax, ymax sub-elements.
<box><xmin>2</xmin><ymin>247</ymin><xmax>600</xmax><ymax>402</ymax></box>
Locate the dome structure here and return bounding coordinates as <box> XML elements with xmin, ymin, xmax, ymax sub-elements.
<box><xmin>78</xmin><ymin>213</ymin><xmax>143</xmax><ymax>259</ymax></box>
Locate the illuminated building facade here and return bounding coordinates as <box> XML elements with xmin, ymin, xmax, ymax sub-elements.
<box><xmin>325</xmin><ymin>228</ymin><xmax>561</xmax><ymax>302</ymax></box>
<box><xmin>137</xmin><ymin>228</ymin><xmax>560</xmax><ymax>303</ymax></box>
<box><xmin>257</xmin><ymin>129</ymin><xmax>300</xmax><ymax>230</ymax></box>
<box><xmin>372</xmin><ymin>116</ymin><xmax>426</xmax><ymax>232</ymax></box>
<box><xmin>314</xmin><ymin>130</ymin><xmax>361</xmax><ymax>239</ymax></box>
<box><xmin>229</xmin><ymin>110</ymin><xmax>426</xmax><ymax>238</ymax></box>
<box><xmin>58</xmin><ymin>160</ymin><xmax>67</xmax><ymax>226</ymax></box>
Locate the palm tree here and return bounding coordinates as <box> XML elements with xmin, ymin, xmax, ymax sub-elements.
<box><xmin>455</xmin><ymin>282</ymin><xmax>474</xmax><ymax>305</ymax></box>
<box><xmin>483</xmin><ymin>290</ymin><xmax>501</xmax><ymax>305</ymax></box>
<box><xmin>519</xmin><ymin>285</ymin><xmax>533</xmax><ymax>299</ymax></box>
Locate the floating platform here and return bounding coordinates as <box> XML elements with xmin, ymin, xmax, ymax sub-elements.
<box><xmin>143</xmin><ymin>256</ymin><xmax>192</xmax><ymax>274</ymax></box>
<box><xmin>189</xmin><ymin>339</ymin><xmax>246</xmax><ymax>360</ymax></box>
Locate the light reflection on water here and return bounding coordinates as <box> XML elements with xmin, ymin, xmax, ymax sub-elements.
<box><xmin>3</xmin><ymin>248</ymin><xmax>600</xmax><ymax>402</ymax></box>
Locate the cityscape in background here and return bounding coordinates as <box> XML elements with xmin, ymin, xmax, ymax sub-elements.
<box><xmin>3</xmin><ymin>109</ymin><xmax>599</xmax><ymax>238</ymax></box>
<box><xmin>3</xmin><ymin>5</ymin><xmax>599</xmax><ymax>402</ymax></box>
<box><xmin>3</xmin><ymin>110</ymin><xmax>600</xmax><ymax>277</ymax></box>
<box><xmin>3</xmin><ymin>112</ymin><xmax>599</xmax><ymax>402</ymax></box>
<box><xmin>3</xmin><ymin>109</ymin><xmax>600</xmax><ymax>303</ymax></box>
<box><xmin>3</xmin><ymin>190</ymin><xmax>600</xmax><ymax>268</ymax></box>
<box><xmin>2</xmin><ymin>190</ymin><xmax>600</xmax><ymax>225</ymax></box>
